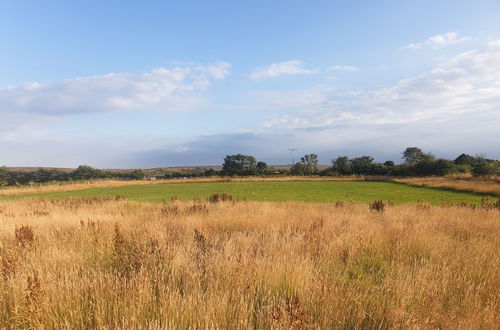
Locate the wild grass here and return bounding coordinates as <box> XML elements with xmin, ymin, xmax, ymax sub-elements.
<box><xmin>0</xmin><ymin>180</ymin><xmax>159</xmax><ymax>197</ymax></box>
<box><xmin>0</xmin><ymin>198</ymin><xmax>498</xmax><ymax>328</ymax></box>
<box><xmin>393</xmin><ymin>176</ymin><xmax>500</xmax><ymax>196</ymax></box>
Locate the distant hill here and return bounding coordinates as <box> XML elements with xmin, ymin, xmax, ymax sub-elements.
<box><xmin>5</xmin><ymin>164</ymin><xmax>331</xmax><ymax>175</ymax></box>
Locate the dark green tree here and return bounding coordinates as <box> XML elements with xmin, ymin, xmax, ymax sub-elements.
<box><xmin>0</xmin><ymin>167</ymin><xmax>10</xmax><ymax>186</ymax></box>
<box><xmin>332</xmin><ymin>156</ymin><xmax>351</xmax><ymax>175</ymax></box>
<box><xmin>349</xmin><ymin>156</ymin><xmax>375</xmax><ymax>174</ymax></box>
<box><xmin>300</xmin><ymin>154</ymin><xmax>319</xmax><ymax>174</ymax></box>
<box><xmin>256</xmin><ymin>161</ymin><xmax>268</xmax><ymax>174</ymax></box>
<box><xmin>204</xmin><ymin>168</ymin><xmax>217</xmax><ymax>177</ymax></box>
<box><xmin>383</xmin><ymin>160</ymin><xmax>395</xmax><ymax>167</ymax></box>
<box><xmin>72</xmin><ymin>165</ymin><xmax>102</xmax><ymax>180</ymax></box>
<box><xmin>402</xmin><ymin>147</ymin><xmax>424</xmax><ymax>164</ymax></box>
<box><xmin>290</xmin><ymin>162</ymin><xmax>308</xmax><ymax>175</ymax></box>
<box><xmin>472</xmin><ymin>157</ymin><xmax>499</xmax><ymax>176</ymax></box>
<box><xmin>129</xmin><ymin>169</ymin><xmax>145</xmax><ymax>180</ymax></box>
<box><xmin>433</xmin><ymin>159</ymin><xmax>456</xmax><ymax>176</ymax></box>
<box><xmin>221</xmin><ymin>154</ymin><xmax>257</xmax><ymax>176</ymax></box>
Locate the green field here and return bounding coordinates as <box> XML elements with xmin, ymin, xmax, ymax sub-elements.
<box><xmin>0</xmin><ymin>180</ymin><xmax>488</xmax><ymax>204</ymax></box>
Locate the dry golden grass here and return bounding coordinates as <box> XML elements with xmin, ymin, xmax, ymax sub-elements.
<box><xmin>393</xmin><ymin>176</ymin><xmax>500</xmax><ymax>196</ymax></box>
<box><xmin>0</xmin><ymin>180</ymin><xmax>157</xmax><ymax>197</ymax></box>
<box><xmin>0</xmin><ymin>198</ymin><xmax>499</xmax><ymax>329</ymax></box>
<box><xmin>0</xmin><ymin>176</ymin><xmax>362</xmax><ymax>197</ymax></box>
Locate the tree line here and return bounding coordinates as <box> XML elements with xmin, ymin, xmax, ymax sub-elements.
<box><xmin>0</xmin><ymin>166</ymin><xmax>145</xmax><ymax>186</ymax></box>
<box><xmin>219</xmin><ymin>148</ymin><xmax>500</xmax><ymax>177</ymax></box>
<box><xmin>1</xmin><ymin>147</ymin><xmax>498</xmax><ymax>187</ymax></box>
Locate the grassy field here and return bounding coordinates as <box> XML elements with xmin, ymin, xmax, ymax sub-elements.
<box><xmin>0</xmin><ymin>177</ymin><xmax>360</xmax><ymax>197</ymax></box>
<box><xmin>0</xmin><ymin>199</ymin><xmax>498</xmax><ymax>328</ymax></box>
<box><xmin>0</xmin><ymin>180</ymin><xmax>491</xmax><ymax>205</ymax></box>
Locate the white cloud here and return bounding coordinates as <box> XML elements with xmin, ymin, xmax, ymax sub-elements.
<box><xmin>488</xmin><ymin>38</ymin><xmax>500</xmax><ymax>51</ymax></box>
<box><xmin>261</xmin><ymin>46</ymin><xmax>500</xmax><ymax>131</ymax></box>
<box><xmin>0</xmin><ymin>61</ymin><xmax>231</xmax><ymax>115</ymax></box>
<box><xmin>327</xmin><ymin>65</ymin><xmax>359</xmax><ymax>72</ymax></box>
<box><xmin>249</xmin><ymin>60</ymin><xmax>317</xmax><ymax>80</ymax></box>
<box><xmin>401</xmin><ymin>32</ymin><xmax>469</xmax><ymax>50</ymax></box>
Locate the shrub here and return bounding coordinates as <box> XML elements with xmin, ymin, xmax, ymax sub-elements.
<box><xmin>208</xmin><ymin>193</ymin><xmax>233</xmax><ymax>203</ymax></box>
<box><xmin>112</xmin><ymin>224</ymin><xmax>144</xmax><ymax>275</ymax></box>
<box><xmin>369</xmin><ymin>200</ymin><xmax>386</xmax><ymax>213</ymax></box>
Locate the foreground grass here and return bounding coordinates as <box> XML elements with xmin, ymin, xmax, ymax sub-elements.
<box><xmin>0</xmin><ymin>199</ymin><xmax>498</xmax><ymax>328</ymax></box>
<box><xmin>0</xmin><ymin>180</ymin><xmax>488</xmax><ymax>205</ymax></box>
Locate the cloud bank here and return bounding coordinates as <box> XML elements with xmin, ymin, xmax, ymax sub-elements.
<box><xmin>0</xmin><ymin>62</ymin><xmax>231</xmax><ymax>115</ymax></box>
<box><xmin>262</xmin><ymin>42</ymin><xmax>500</xmax><ymax>129</ymax></box>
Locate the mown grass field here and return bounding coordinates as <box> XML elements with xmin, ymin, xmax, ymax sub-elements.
<box><xmin>0</xmin><ymin>180</ymin><xmax>490</xmax><ymax>205</ymax></box>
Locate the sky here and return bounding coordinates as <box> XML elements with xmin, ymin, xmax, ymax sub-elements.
<box><xmin>1</xmin><ymin>0</ymin><xmax>500</xmax><ymax>168</ymax></box>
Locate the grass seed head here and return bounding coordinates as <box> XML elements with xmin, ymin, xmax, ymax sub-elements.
<box><xmin>15</xmin><ymin>226</ymin><xmax>35</xmax><ymax>248</ymax></box>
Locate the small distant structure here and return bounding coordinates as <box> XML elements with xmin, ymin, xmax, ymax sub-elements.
<box><xmin>288</xmin><ymin>148</ymin><xmax>298</xmax><ymax>165</ymax></box>
<box><xmin>148</xmin><ymin>176</ymin><xmax>157</xmax><ymax>181</ymax></box>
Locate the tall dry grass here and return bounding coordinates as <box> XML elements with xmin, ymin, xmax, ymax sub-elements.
<box><xmin>0</xmin><ymin>198</ymin><xmax>498</xmax><ymax>328</ymax></box>
<box><xmin>0</xmin><ymin>180</ymin><xmax>159</xmax><ymax>197</ymax></box>
<box><xmin>393</xmin><ymin>176</ymin><xmax>500</xmax><ymax>196</ymax></box>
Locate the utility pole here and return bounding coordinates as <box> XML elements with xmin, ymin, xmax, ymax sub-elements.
<box><xmin>288</xmin><ymin>148</ymin><xmax>298</xmax><ymax>165</ymax></box>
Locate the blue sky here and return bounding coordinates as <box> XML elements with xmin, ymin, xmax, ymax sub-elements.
<box><xmin>1</xmin><ymin>0</ymin><xmax>500</xmax><ymax>167</ymax></box>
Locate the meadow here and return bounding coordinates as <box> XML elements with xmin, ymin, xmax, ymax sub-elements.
<box><xmin>0</xmin><ymin>178</ymin><xmax>499</xmax><ymax>328</ymax></box>
<box><xmin>0</xmin><ymin>198</ymin><xmax>499</xmax><ymax>329</ymax></box>
<box><xmin>0</xmin><ymin>179</ymin><xmax>492</xmax><ymax>205</ymax></box>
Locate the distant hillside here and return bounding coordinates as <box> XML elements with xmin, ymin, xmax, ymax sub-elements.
<box><xmin>5</xmin><ymin>164</ymin><xmax>331</xmax><ymax>175</ymax></box>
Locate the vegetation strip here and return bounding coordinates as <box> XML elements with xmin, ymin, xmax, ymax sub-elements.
<box><xmin>0</xmin><ymin>180</ymin><xmax>489</xmax><ymax>205</ymax></box>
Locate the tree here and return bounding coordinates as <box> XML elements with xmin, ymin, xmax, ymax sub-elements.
<box><xmin>221</xmin><ymin>154</ymin><xmax>257</xmax><ymax>176</ymax></box>
<box><xmin>300</xmin><ymin>154</ymin><xmax>319</xmax><ymax>174</ymax></box>
<box><xmin>349</xmin><ymin>156</ymin><xmax>375</xmax><ymax>174</ymax></box>
<box><xmin>0</xmin><ymin>167</ymin><xmax>10</xmax><ymax>186</ymax></box>
<box><xmin>72</xmin><ymin>165</ymin><xmax>102</xmax><ymax>180</ymax></box>
<box><xmin>332</xmin><ymin>156</ymin><xmax>351</xmax><ymax>175</ymax></box>
<box><xmin>433</xmin><ymin>159</ymin><xmax>455</xmax><ymax>176</ymax></box>
<box><xmin>290</xmin><ymin>162</ymin><xmax>307</xmax><ymax>175</ymax></box>
<box><xmin>402</xmin><ymin>147</ymin><xmax>424</xmax><ymax>164</ymax></box>
<box><xmin>204</xmin><ymin>168</ymin><xmax>217</xmax><ymax>177</ymax></box>
<box><xmin>384</xmin><ymin>161</ymin><xmax>395</xmax><ymax>167</ymax></box>
<box><xmin>129</xmin><ymin>169</ymin><xmax>145</xmax><ymax>180</ymax></box>
<box><xmin>472</xmin><ymin>157</ymin><xmax>499</xmax><ymax>176</ymax></box>
<box><xmin>256</xmin><ymin>161</ymin><xmax>268</xmax><ymax>174</ymax></box>
<box><xmin>402</xmin><ymin>147</ymin><xmax>434</xmax><ymax>164</ymax></box>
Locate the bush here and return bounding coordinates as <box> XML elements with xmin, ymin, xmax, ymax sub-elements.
<box><xmin>369</xmin><ymin>200</ymin><xmax>386</xmax><ymax>213</ymax></box>
<box><xmin>472</xmin><ymin>160</ymin><xmax>500</xmax><ymax>176</ymax></box>
<box><xmin>208</xmin><ymin>193</ymin><xmax>233</xmax><ymax>203</ymax></box>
